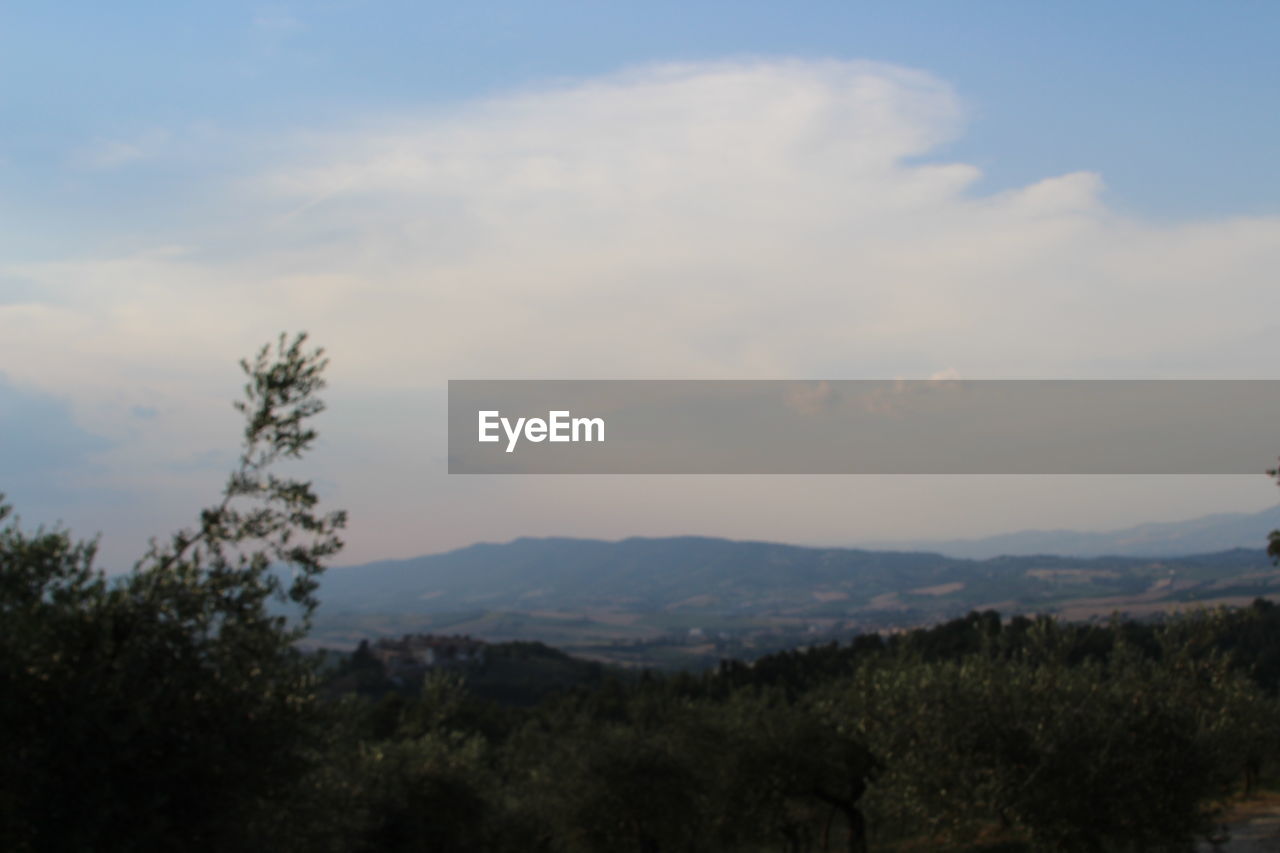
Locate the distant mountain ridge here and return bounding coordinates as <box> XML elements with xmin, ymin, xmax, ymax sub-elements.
<box><xmin>312</xmin><ymin>512</ymin><xmax>1280</xmax><ymax>663</ymax></box>
<box><xmin>857</xmin><ymin>505</ymin><xmax>1280</xmax><ymax>559</ymax></box>
<box><xmin>318</xmin><ymin>532</ymin><xmax>1276</xmax><ymax>622</ymax></box>
<box><xmin>322</xmin><ymin>535</ymin><xmax>979</xmax><ymax>614</ymax></box>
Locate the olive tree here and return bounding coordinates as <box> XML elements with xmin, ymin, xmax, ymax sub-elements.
<box><xmin>0</xmin><ymin>333</ymin><xmax>346</xmax><ymax>852</ymax></box>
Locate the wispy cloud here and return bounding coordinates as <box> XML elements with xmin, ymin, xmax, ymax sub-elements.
<box><xmin>72</xmin><ymin>129</ymin><xmax>171</xmax><ymax>170</ymax></box>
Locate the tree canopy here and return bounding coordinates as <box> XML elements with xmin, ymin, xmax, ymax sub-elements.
<box><xmin>0</xmin><ymin>333</ymin><xmax>346</xmax><ymax>852</ymax></box>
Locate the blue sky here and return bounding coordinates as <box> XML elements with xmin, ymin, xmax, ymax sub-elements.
<box><xmin>2</xmin><ymin>2</ymin><xmax>1280</xmax><ymax>568</ymax></box>
<box><xmin>5</xmin><ymin>0</ymin><xmax>1278</xmax><ymax>241</ymax></box>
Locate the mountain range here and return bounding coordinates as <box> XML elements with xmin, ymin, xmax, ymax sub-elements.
<box><xmin>312</xmin><ymin>508</ymin><xmax>1280</xmax><ymax>664</ymax></box>
<box><xmin>857</xmin><ymin>505</ymin><xmax>1280</xmax><ymax>559</ymax></box>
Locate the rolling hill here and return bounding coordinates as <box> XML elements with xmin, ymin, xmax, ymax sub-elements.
<box><xmin>312</xmin><ymin>532</ymin><xmax>1280</xmax><ymax>665</ymax></box>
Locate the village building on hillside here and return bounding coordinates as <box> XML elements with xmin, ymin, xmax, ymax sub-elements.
<box><xmin>371</xmin><ymin>634</ymin><xmax>487</xmax><ymax>684</ymax></box>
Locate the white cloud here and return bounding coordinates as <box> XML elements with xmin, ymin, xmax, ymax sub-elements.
<box><xmin>6</xmin><ymin>58</ymin><xmax>1280</xmax><ymax>564</ymax></box>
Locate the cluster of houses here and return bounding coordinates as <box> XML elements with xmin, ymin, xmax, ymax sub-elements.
<box><xmin>370</xmin><ymin>634</ymin><xmax>487</xmax><ymax>683</ymax></box>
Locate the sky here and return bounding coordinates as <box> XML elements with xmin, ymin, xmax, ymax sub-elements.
<box><xmin>2</xmin><ymin>2</ymin><xmax>1280</xmax><ymax>570</ymax></box>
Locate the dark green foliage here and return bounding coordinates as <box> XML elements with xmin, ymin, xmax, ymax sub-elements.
<box><xmin>490</xmin><ymin>687</ymin><xmax>876</xmax><ymax>853</ymax></box>
<box><xmin>0</xmin><ymin>333</ymin><xmax>345</xmax><ymax>852</ymax></box>
<box><xmin>710</xmin><ymin>693</ymin><xmax>878</xmax><ymax>852</ymax></box>
<box><xmin>350</xmin><ymin>734</ymin><xmax>497</xmax><ymax>853</ymax></box>
<box><xmin>460</xmin><ymin>640</ymin><xmax>611</xmax><ymax>707</ymax></box>
<box><xmin>825</xmin><ymin>649</ymin><xmax>1223</xmax><ymax>850</ymax></box>
<box><xmin>321</xmin><ymin>604</ymin><xmax>1280</xmax><ymax>850</ymax></box>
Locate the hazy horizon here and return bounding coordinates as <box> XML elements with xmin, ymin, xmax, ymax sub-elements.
<box><xmin>323</xmin><ymin>501</ymin><xmax>1280</xmax><ymax>570</ymax></box>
